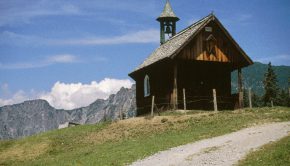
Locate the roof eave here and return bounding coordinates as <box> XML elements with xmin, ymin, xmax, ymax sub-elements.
<box><xmin>213</xmin><ymin>17</ymin><xmax>254</xmax><ymax>66</ymax></box>
<box><xmin>129</xmin><ymin>57</ymin><xmax>172</xmax><ymax>79</ymax></box>
<box><xmin>156</xmin><ymin>16</ymin><xmax>180</xmax><ymax>22</ymax></box>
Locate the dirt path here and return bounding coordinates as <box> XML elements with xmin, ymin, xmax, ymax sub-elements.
<box><xmin>130</xmin><ymin>122</ymin><xmax>290</xmax><ymax>166</ymax></box>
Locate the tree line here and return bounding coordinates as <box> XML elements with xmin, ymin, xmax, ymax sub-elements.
<box><xmin>243</xmin><ymin>62</ymin><xmax>290</xmax><ymax>107</ymax></box>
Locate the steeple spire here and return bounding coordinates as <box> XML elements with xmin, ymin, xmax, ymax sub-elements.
<box><xmin>157</xmin><ymin>0</ymin><xmax>179</xmax><ymax>21</ymax></box>
<box><xmin>157</xmin><ymin>0</ymin><xmax>179</xmax><ymax>45</ymax></box>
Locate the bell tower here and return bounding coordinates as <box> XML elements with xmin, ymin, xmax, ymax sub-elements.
<box><xmin>157</xmin><ymin>0</ymin><xmax>179</xmax><ymax>44</ymax></box>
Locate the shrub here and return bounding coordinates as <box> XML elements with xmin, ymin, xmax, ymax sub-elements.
<box><xmin>161</xmin><ymin>118</ymin><xmax>168</xmax><ymax>123</ymax></box>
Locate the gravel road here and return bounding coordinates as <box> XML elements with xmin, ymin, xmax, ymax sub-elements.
<box><xmin>130</xmin><ymin>121</ymin><xmax>290</xmax><ymax>166</ymax></box>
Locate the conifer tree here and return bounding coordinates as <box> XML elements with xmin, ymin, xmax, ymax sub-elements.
<box><xmin>252</xmin><ymin>92</ymin><xmax>262</xmax><ymax>107</ymax></box>
<box><xmin>277</xmin><ymin>89</ymin><xmax>290</xmax><ymax>107</ymax></box>
<box><xmin>263</xmin><ymin>62</ymin><xmax>279</xmax><ymax>106</ymax></box>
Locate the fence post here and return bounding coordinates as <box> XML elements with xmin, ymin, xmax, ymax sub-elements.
<box><xmin>271</xmin><ymin>100</ymin><xmax>274</xmax><ymax>108</ymax></box>
<box><xmin>213</xmin><ymin>89</ymin><xmax>218</xmax><ymax>112</ymax></box>
<box><xmin>183</xmin><ymin>88</ymin><xmax>186</xmax><ymax>110</ymax></box>
<box><xmin>238</xmin><ymin>68</ymin><xmax>244</xmax><ymax>109</ymax></box>
<box><xmin>248</xmin><ymin>88</ymin><xmax>252</xmax><ymax>109</ymax></box>
<box><xmin>173</xmin><ymin>63</ymin><xmax>178</xmax><ymax>110</ymax></box>
<box><xmin>151</xmin><ymin>96</ymin><xmax>155</xmax><ymax>116</ymax></box>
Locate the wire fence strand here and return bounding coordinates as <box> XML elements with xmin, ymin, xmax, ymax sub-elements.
<box><xmin>136</xmin><ymin>94</ymin><xmax>237</xmax><ymax>111</ymax></box>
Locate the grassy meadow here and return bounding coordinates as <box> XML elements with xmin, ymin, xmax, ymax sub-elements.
<box><xmin>0</xmin><ymin>107</ymin><xmax>289</xmax><ymax>166</ymax></box>
<box><xmin>238</xmin><ymin>135</ymin><xmax>290</xmax><ymax>166</ymax></box>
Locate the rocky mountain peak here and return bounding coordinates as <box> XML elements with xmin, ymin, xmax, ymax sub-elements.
<box><xmin>0</xmin><ymin>85</ymin><xmax>136</xmax><ymax>139</ymax></box>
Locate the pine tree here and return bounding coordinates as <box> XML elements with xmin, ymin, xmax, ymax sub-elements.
<box><xmin>288</xmin><ymin>90</ymin><xmax>290</xmax><ymax>107</ymax></box>
<box><xmin>277</xmin><ymin>89</ymin><xmax>290</xmax><ymax>107</ymax></box>
<box><xmin>263</xmin><ymin>62</ymin><xmax>279</xmax><ymax>106</ymax></box>
<box><xmin>288</xmin><ymin>79</ymin><xmax>290</xmax><ymax>107</ymax></box>
<box><xmin>252</xmin><ymin>92</ymin><xmax>262</xmax><ymax>107</ymax></box>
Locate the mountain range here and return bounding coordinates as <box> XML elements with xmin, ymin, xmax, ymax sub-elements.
<box><xmin>0</xmin><ymin>86</ymin><xmax>136</xmax><ymax>139</ymax></box>
<box><xmin>0</xmin><ymin>62</ymin><xmax>289</xmax><ymax>140</ymax></box>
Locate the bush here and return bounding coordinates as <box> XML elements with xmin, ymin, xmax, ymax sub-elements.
<box><xmin>161</xmin><ymin>118</ymin><xmax>168</xmax><ymax>123</ymax></box>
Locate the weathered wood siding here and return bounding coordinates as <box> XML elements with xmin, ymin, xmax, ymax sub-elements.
<box><xmin>135</xmin><ymin>60</ymin><xmax>174</xmax><ymax>115</ymax></box>
<box><xmin>176</xmin><ymin>60</ymin><xmax>233</xmax><ymax>110</ymax></box>
<box><xmin>134</xmin><ymin>59</ymin><xmax>234</xmax><ymax>114</ymax></box>
<box><xmin>178</xmin><ymin>21</ymin><xmax>246</xmax><ymax>69</ymax></box>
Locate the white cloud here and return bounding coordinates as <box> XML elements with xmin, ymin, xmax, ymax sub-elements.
<box><xmin>256</xmin><ymin>54</ymin><xmax>290</xmax><ymax>66</ymax></box>
<box><xmin>61</xmin><ymin>4</ymin><xmax>81</xmax><ymax>14</ymax></box>
<box><xmin>47</xmin><ymin>54</ymin><xmax>78</xmax><ymax>63</ymax></box>
<box><xmin>0</xmin><ymin>83</ymin><xmax>10</xmax><ymax>97</ymax></box>
<box><xmin>0</xmin><ymin>1</ymin><xmax>157</xmax><ymax>27</ymax></box>
<box><xmin>40</xmin><ymin>78</ymin><xmax>133</xmax><ymax>109</ymax></box>
<box><xmin>0</xmin><ymin>29</ymin><xmax>159</xmax><ymax>46</ymax></box>
<box><xmin>0</xmin><ymin>31</ymin><xmax>40</xmax><ymax>45</ymax></box>
<box><xmin>0</xmin><ymin>54</ymin><xmax>79</xmax><ymax>70</ymax></box>
<box><xmin>0</xmin><ymin>1</ymin><xmax>83</xmax><ymax>27</ymax></box>
<box><xmin>49</xmin><ymin>29</ymin><xmax>160</xmax><ymax>45</ymax></box>
<box><xmin>0</xmin><ymin>78</ymin><xmax>133</xmax><ymax>110</ymax></box>
<box><xmin>0</xmin><ymin>90</ymin><xmax>35</xmax><ymax>107</ymax></box>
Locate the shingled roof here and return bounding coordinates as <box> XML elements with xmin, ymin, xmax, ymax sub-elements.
<box><xmin>130</xmin><ymin>14</ymin><xmax>213</xmax><ymax>74</ymax></box>
<box><xmin>157</xmin><ymin>0</ymin><xmax>179</xmax><ymax>21</ymax></box>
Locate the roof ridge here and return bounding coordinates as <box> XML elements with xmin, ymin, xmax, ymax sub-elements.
<box><xmin>163</xmin><ymin>13</ymin><xmax>213</xmax><ymax>43</ymax></box>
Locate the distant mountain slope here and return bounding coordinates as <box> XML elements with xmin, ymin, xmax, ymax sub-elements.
<box><xmin>0</xmin><ymin>86</ymin><xmax>136</xmax><ymax>140</ymax></box>
<box><xmin>232</xmin><ymin>62</ymin><xmax>290</xmax><ymax>95</ymax></box>
<box><xmin>0</xmin><ymin>100</ymin><xmax>69</xmax><ymax>139</ymax></box>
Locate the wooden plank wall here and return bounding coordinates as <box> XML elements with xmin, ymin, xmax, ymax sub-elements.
<box><xmin>178</xmin><ymin>21</ymin><xmax>240</xmax><ymax>64</ymax></box>
<box><xmin>135</xmin><ymin>60</ymin><xmax>174</xmax><ymax>115</ymax></box>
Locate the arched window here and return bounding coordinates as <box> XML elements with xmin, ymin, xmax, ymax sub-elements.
<box><xmin>144</xmin><ymin>75</ymin><xmax>150</xmax><ymax>97</ymax></box>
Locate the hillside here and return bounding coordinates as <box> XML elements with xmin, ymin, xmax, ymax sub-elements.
<box><xmin>0</xmin><ymin>107</ymin><xmax>289</xmax><ymax>166</ymax></box>
<box><xmin>232</xmin><ymin>62</ymin><xmax>290</xmax><ymax>95</ymax></box>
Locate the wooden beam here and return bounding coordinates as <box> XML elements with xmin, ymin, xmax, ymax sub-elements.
<box><xmin>183</xmin><ymin>88</ymin><xmax>186</xmax><ymax>110</ymax></box>
<box><xmin>173</xmin><ymin>63</ymin><xmax>178</xmax><ymax>110</ymax></box>
<box><xmin>213</xmin><ymin>89</ymin><xmax>218</xmax><ymax>111</ymax></box>
<box><xmin>238</xmin><ymin>68</ymin><xmax>244</xmax><ymax>109</ymax></box>
<box><xmin>248</xmin><ymin>88</ymin><xmax>252</xmax><ymax>109</ymax></box>
<box><xmin>151</xmin><ymin>96</ymin><xmax>155</xmax><ymax>116</ymax></box>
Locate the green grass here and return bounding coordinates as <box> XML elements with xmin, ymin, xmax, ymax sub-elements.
<box><xmin>238</xmin><ymin>135</ymin><xmax>290</xmax><ymax>166</ymax></box>
<box><xmin>0</xmin><ymin>107</ymin><xmax>289</xmax><ymax>166</ymax></box>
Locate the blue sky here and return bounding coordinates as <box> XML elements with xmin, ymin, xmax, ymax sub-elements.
<box><xmin>0</xmin><ymin>0</ymin><xmax>290</xmax><ymax>108</ymax></box>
